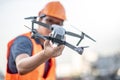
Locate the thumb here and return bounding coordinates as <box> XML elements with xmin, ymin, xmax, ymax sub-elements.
<box><xmin>44</xmin><ymin>40</ymin><xmax>50</xmax><ymax>47</ymax></box>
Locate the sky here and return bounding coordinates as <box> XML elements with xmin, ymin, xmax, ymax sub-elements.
<box><xmin>0</xmin><ymin>0</ymin><xmax>120</xmax><ymax>77</ymax></box>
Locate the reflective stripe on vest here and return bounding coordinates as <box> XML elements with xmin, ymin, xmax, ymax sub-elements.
<box><xmin>5</xmin><ymin>32</ymin><xmax>56</xmax><ymax>80</ymax></box>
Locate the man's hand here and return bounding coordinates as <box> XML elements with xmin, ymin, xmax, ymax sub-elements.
<box><xmin>44</xmin><ymin>40</ymin><xmax>65</xmax><ymax>58</ymax></box>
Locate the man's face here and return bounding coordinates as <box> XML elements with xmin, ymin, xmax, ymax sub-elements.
<box><xmin>37</xmin><ymin>15</ymin><xmax>64</xmax><ymax>36</ymax></box>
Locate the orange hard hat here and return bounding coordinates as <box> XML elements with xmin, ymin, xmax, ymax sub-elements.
<box><xmin>39</xmin><ymin>1</ymin><xmax>66</xmax><ymax>20</ymax></box>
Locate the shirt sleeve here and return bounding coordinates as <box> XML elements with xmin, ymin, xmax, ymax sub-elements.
<box><xmin>11</xmin><ymin>36</ymin><xmax>32</xmax><ymax>60</ymax></box>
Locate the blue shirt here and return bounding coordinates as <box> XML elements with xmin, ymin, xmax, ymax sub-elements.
<box><xmin>8</xmin><ymin>36</ymin><xmax>32</xmax><ymax>73</ymax></box>
<box><xmin>8</xmin><ymin>35</ymin><xmax>50</xmax><ymax>78</ymax></box>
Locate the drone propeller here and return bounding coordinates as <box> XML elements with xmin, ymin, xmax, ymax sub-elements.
<box><xmin>24</xmin><ymin>16</ymin><xmax>38</xmax><ymax>20</ymax></box>
<box><xmin>82</xmin><ymin>32</ymin><xmax>96</xmax><ymax>42</ymax></box>
<box><xmin>24</xmin><ymin>15</ymin><xmax>46</xmax><ymax>20</ymax></box>
<box><xmin>32</xmin><ymin>20</ymin><xmax>51</xmax><ymax>30</ymax></box>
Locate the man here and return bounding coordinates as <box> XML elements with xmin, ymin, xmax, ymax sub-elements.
<box><xmin>5</xmin><ymin>1</ymin><xmax>66</xmax><ymax>80</ymax></box>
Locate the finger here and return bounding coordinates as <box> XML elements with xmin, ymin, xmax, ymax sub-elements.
<box><xmin>59</xmin><ymin>45</ymin><xmax>65</xmax><ymax>49</ymax></box>
<box><xmin>58</xmin><ymin>45</ymin><xmax>65</xmax><ymax>51</ymax></box>
<box><xmin>44</xmin><ymin>40</ymin><xmax>50</xmax><ymax>47</ymax></box>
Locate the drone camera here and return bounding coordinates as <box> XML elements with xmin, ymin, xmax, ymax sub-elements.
<box><xmin>51</xmin><ymin>24</ymin><xmax>66</xmax><ymax>46</ymax></box>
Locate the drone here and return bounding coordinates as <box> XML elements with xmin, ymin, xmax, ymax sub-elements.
<box><xmin>24</xmin><ymin>16</ymin><xmax>96</xmax><ymax>55</ymax></box>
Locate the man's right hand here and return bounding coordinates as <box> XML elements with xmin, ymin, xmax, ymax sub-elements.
<box><xmin>44</xmin><ymin>40</ymin><xmax>65</xmax><ymax>58</ymax></box>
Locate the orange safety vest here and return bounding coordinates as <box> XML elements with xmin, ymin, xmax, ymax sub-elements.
<box><xmin>5</xmin><ymin>32</ymin><xmax>56</xmax><ymax>80</ymax></box>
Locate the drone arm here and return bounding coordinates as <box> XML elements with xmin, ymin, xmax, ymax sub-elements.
<box><xmin>76</xmin><ymin>32</ymin><xmax>84</xmax><ymax>46</ymax></box>
<box><xmin>64</xmin><ymin>41</ymin><xmax>83</xmax><ymax>55</ymax></box>
<box><xmin>46</xmin><ymin>37</ymin><xmax>84</xmax><ymax>55</ymax></box>
<box><xmin>83</xmin><ymin>32</ymin><xmax>96</xmax><ymax>42</ymax></box>
<box><xmin>65</xmin><ymin>31</ymin><xmax>83</xmax><ymax>38</ymax></box>
<box><xmin>31</xmin><ymin>29</ymin><xmax>47</xmax><ymax>40</ymax></box>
